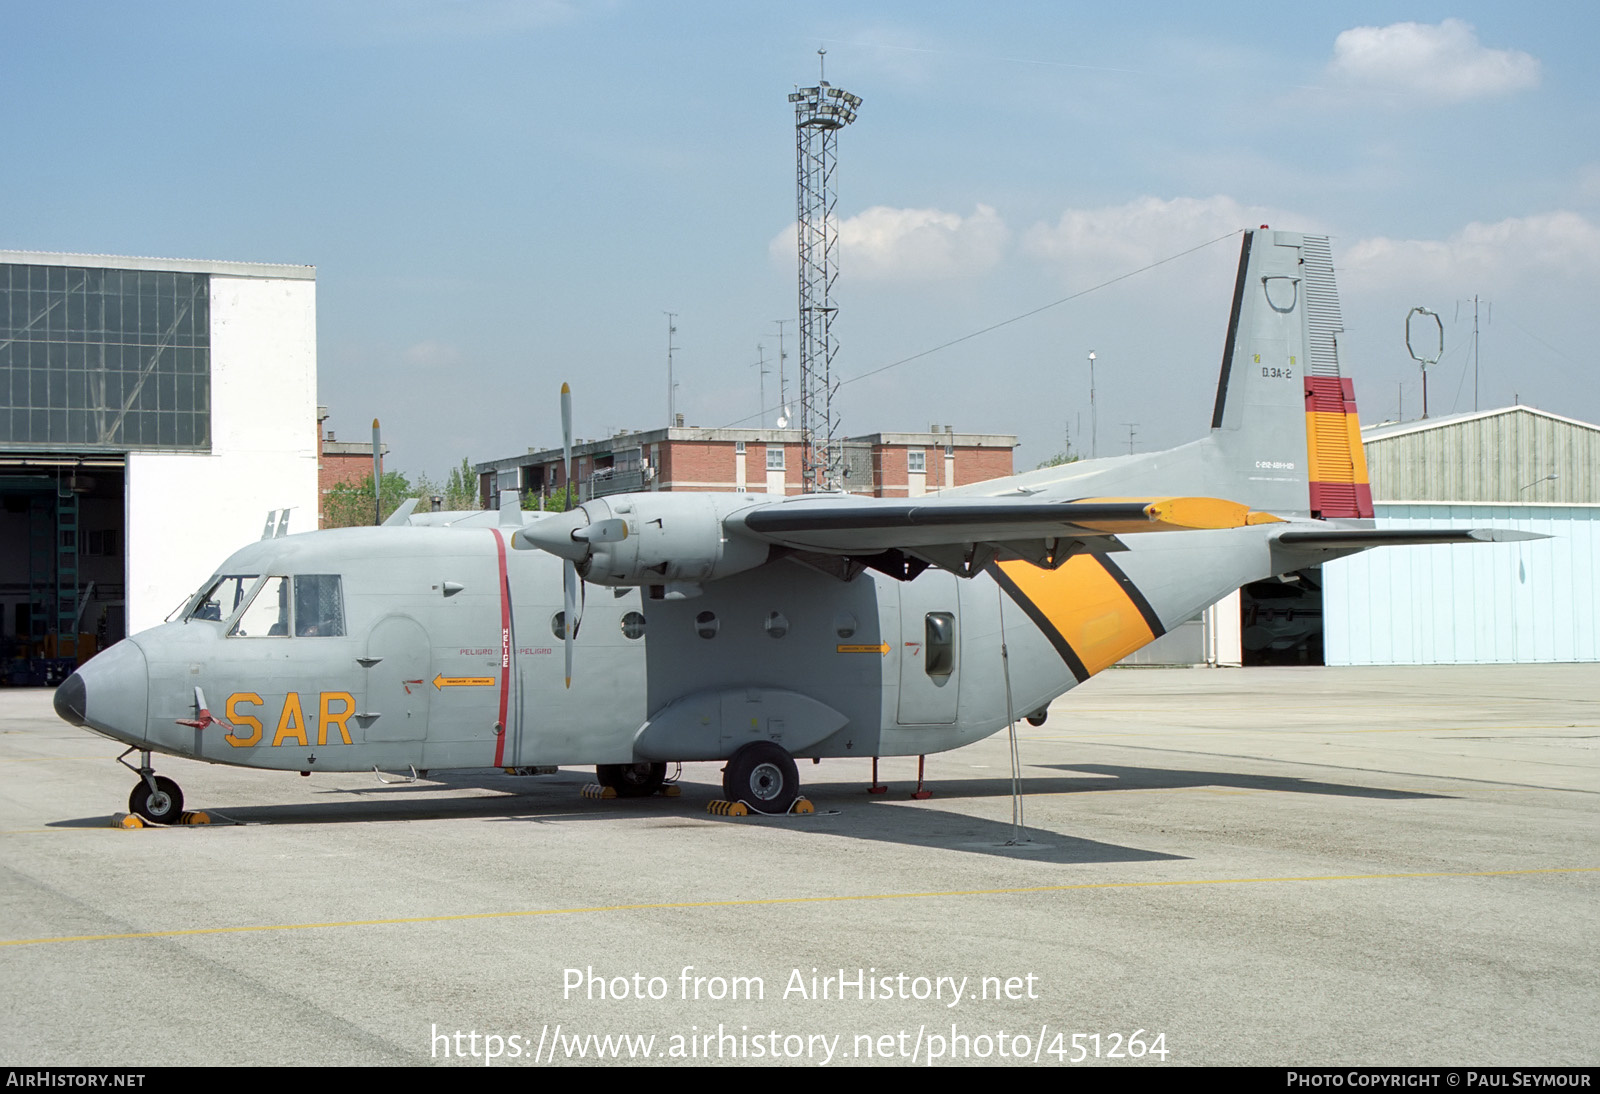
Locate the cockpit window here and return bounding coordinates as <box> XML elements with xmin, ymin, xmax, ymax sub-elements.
<box><xmin>293</xmin><ymin>575</ymin><xmax>345</xmax><ymax>637</ymax></box>
<box><xmin>224</xmin><ymin>574</ymin><xmax>345</xmax><ymax>638</ymax></box>
<box><xmin>229</xmin><ymin>576</ymin><xmax>290</xmax><ymax>638</ymax></box>
<box><xmin>187</xmin><ymin>575</ymin><xmax>261</xmax><ymax>624</ymax></box>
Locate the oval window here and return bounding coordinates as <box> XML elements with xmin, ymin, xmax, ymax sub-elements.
<box><xmin>551</xmin><ymin>612</ymin><xmax>569</xmax><ymax>640</ymax></box>
<box><xmin>695</xmin><ymin>611</ymin><xmax>719</xmax><ymax>639</ymax></box>
<box><xmin>620</xmin><ymin>611</ymin><xmax>646</xmax><ymax>640</ymax></box>
<box><xmin>834</xmin><ymin>612</ymin><xmax>857</xmax><ymax>639</ymax></box>
<box><xmin>765</xmin><ymin>611</ymin><xmax>789</xmax><ymax>639</ymax></box>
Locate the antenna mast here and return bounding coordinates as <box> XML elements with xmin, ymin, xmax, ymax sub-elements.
<box><xmin>773</xmin><ymin>318</ymin><xmax>792</xmax><ymax>427</ymax></box>
<box><xmin>664</xmin><ymin>312</ymin><xmax>678</xmax><ymax>426</ymax></box>
<box><xmin>789</xmin><ymin>49</ymin><xmax>861</xmax><ymax>491</ymax></box>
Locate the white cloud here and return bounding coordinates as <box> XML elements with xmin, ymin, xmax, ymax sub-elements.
<box><xmin>1023</xmin><ymin>195</ymin><xmax>1315</xmax><ymax>276</ymax></box>
<box><xmin>1579</xmin><ymin>165</ymin><xmax>1600</xmax><ymax>202</ymax></box>
<box><xmin>769</xmin><ymin>204</ymin><xmax>1009</xmax><ymax>281</ymax></box>
<box><xmin>1328</xmin><ymin>19</ymin><xmax>1539</xmax><ymax>104</ymax></box>
<box><xmin>1342</xmin><ymin>211</ymin><xmax>1600</xmax><ymax>296</ymax></box>
<box><xmin>402</xmin><ymin>340</ymin><xmax>465</xmax><ymax>368</ymax></box>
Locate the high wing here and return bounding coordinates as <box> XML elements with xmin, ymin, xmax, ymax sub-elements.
<box><xmin>732</xmin><ymin>494</ymin><xmax>1282</xmax><ymax>551</ymax></box>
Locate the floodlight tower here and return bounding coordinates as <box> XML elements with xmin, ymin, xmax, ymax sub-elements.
<box><xmin>789</xmin><ymin>50</ymin><xmax>861</xmax><ymax>491</ymax></box>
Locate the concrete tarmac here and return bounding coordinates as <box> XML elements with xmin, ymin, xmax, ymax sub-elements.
<box><xmin>2</xmin><ymin>664</ymin><xmax>1596</xmax><ymax>1067</ymax></box>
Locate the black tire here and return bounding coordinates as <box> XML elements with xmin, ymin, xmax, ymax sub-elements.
<box><xmin>721</xmin><ymin>742</ymin><xmax>799</xmax><ymax>813</ymax></box>
<box><xmin>596</xmin><ymin>762</ymin><xmax>667</xmax><ymax>798</ymax></box>
<box><xmin>1026</xmin><ymin>710</ymin><xmax>1048</xmax><ymax>727</ymax></box>
<box><xmin>129</xmin><ymin>776</ymin><xmax>183</xmax><ymax>824</ymax></box>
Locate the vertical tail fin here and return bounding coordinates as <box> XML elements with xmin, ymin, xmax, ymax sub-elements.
<box><xmin>1209</xmin><ymin>229</ymin><xmax>1372</xmax><ymax>519</ymax></box>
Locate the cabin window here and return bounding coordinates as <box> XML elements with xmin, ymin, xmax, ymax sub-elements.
<box><xmin>551</xmin><ymin>612</ymin><xmax>570</xmax><ymax>640</ymax></box>
<box><xmin>187</xmin><ymin>574</ymin><xmax>259</xmax><ymax>624</ymax></box>
<box><xmin>924</xmin><ymin>612</ymin><xmax>955</xmax><ymax>678</ymax></box>
<box><xmin>620</xmin><ymin>611</ymin><xmax>646</xmax><ymax>640</ymax></box>
<box><xmin>834</xmin><ymin>612</ymin><xmax>857</xmax><ymax>639</ymax></box>
<box><xmin>293</xmin><ymin>575</ymin><xmax>345</xmax><ymax>636</ymax></box>
<box><xmin>764</xmin><ymin>611</ymin><xmax>789</xmax><ymax>639</ymax></box>
<box><xmin>695</xmin><ymin>611</ymin><xmax>719</xmax><ymax>639</ymax></box>
<box><xmin>229</xmin><ymin>577</ymin><xmax>289</xmax><ymax>638</ymax></box>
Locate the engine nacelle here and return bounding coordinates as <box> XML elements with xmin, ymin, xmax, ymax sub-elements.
<box><xmin>515</xmin><ymin>493</ymin><xmax>771</xmax><ymax>588</ymax></box>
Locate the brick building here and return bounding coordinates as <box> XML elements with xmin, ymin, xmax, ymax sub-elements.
<box><xmin>316</xmin><ymin>407</ymin><xmax>387</xmax><ymax>526</ymax></box>
<box><xmin>476</xmin><ymin>425</ymin><xmax>1016</xmax><ymax>506</ymax></box>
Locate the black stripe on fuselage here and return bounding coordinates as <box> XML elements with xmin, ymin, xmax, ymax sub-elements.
<box><xmin>1096</xmin><ymin>555</ymin><xmax>1166</xmax><ymax>638</ymax></box>
<box><xmin>984</xmin><ymin>563</ymin><xmax>1090</xmax><ymax>684</ymax></box>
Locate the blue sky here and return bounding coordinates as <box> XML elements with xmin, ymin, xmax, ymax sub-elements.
<box><xmin>7</xmin><ymin>2</ymin><xmax>1598</xmax><ymax>477</ymax></box>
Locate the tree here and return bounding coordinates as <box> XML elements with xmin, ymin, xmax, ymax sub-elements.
<box><xmin>443</xmin><ymin>458</ymin><xmax>478</xmax><ymax>510</ymax></box>
<box><xmin>323</xmin><ymin>471</ymin><xmax>415</xmax><ymax>528</ymax></box>
<box><xmin>540</xmin><ymin>485</ymin><xmax>578</xmax><ymax>512</ymax></box>
<box><xmin>1035</xmin><ymin>425</ymin><xmax>1084</xmax><ymax>470</ymax></box>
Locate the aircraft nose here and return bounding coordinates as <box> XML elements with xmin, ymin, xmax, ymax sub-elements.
<box><xmin>53</xmin><ymin>671</ymin><xmax>87</xmax><ymax>726</ymax></box>
<box><xmin>59</xmin><ymin>639</ymin><xmax>150</xmax><ymax>746</ymax></box>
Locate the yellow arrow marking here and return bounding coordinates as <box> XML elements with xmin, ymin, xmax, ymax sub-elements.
<box><xmin>433</xmin><ymin>675</ymin><xmax>496</xmax><ymax>690</ymax></box>
<box><xmin>837</xmin><ymin>643</ymin><xmax>891</xmax><ymax>655</ymax></box>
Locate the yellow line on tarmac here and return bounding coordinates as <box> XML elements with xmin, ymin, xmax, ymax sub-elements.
<box><xmin>2</xmin><ymin>867</ymin><xmax>1594</xmax><ymax>949</ymax></box>
<box><xmin>1022</xmin><ymin>724</ymin><xmax>1595</xmax><ymax>741</ymax></box>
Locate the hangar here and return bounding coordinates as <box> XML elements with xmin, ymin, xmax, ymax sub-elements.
<box><xmin>0</xmin><ymin>251</ymin><xmax>317</xmax><ymax>685</ymax></box>
<box><xmin>1322</xmin><ymin>405</ymin><xmax>1599</xmax><ymax>665</ymax></box>
<box><xmin>1128</xmin><ymin>404</ymin><xmax>1599</xmax><ymax>669</ymax></box>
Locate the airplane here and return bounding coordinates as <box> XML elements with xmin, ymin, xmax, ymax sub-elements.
<box><xmin>53</xmin><ymin>228</ymin><xmax>1537</xmax><ymax>823</ymax></box>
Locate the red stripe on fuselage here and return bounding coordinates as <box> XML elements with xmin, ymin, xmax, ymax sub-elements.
<box><xmin>491</xmin><ymin>528</ymin><xmax>512</xmax><ymax>766</ymax></box>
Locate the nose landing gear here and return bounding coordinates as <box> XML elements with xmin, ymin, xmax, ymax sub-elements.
<box><xmin>117</xmin><ymin>749</ymin><xmax>185</xmax><ymax>824</ymax></box>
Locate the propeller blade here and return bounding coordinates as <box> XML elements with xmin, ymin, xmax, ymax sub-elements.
<box><xmin>560</xmin><ymin>382</ymin><xmax>572</xmax><ymax>506</ymax></box>
<box><xmin>563</xmin><ymin>558</ymin><xmax>578</xmax><ymax>688</ymax></box>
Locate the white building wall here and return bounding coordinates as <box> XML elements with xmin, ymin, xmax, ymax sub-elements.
<box><xmin>125</xmin><ymin>276</ymin><xmax>317</xmax><ymax>633</ymax></box>
<box><xmin>1323</xmin><ymin>504</ymin><xmax>1599</xmax><ymax>665</ymax></box>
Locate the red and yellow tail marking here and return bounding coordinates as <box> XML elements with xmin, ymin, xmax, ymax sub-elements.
<box><xmin>989</xmin><ymin>555</ymin><xmax>1165</xmax><ymax>682</ymax></box>
<box><xmin>1304</xmin><ymin>377</ymin><xmax>1373</xmax><ymax>518</ymax></box>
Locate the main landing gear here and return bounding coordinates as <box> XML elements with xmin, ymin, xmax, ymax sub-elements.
<box><xmin>721</xmin><ymin>742</ymin><xmax>800</xmax><ymax>814</ymax></box>
<box><xmin>595</xmin><ymin>762</ymin><xmax>668</xmax><ymax>798</ymax></box>
<box><xmin>117</xmin><ymin>749</ymin><xmax>184</xmax><ymax>824</ymax></box>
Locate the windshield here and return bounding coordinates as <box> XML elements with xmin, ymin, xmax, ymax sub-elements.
<box><xmin>185</xmin><ymin>575</ymin><xmax>261</xmax><ymax>624</ymax></box>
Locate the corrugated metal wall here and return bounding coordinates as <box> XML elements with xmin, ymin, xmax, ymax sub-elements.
<box><xmin>1323</xmin><ymin>504</ymin><xmax>1599</xmax><ymax>664</ymax></box>
<box><xmin>1364</xmin><ymin>408</ymin><xmax>1600</xmax><ymax>504</ymax></box>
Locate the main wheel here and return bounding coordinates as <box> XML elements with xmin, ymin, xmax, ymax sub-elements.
<box><xmin>596</xmin><ymin>762</ymin><xmax>667</xmax><ymax>798</ymax></box>
<box><xmin>721</xmin><ymin>742</ymin><xmax>799</xmax><ymax>813</ymax></box>
<box><xmin>1026</xmin><ymin>710</ymin><xmax>1048</xmax><ymax>727</ymax></box>
<box><xmin>129</xmin><ymin>776</ymin><xmax>183</xmax><ymax>824</ymax></box>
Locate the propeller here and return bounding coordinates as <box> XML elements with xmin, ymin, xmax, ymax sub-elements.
<box><xmin>560</xmin><ymin>383</ymin><xmax>579</xmax><ymax>688</ymax></box>
<box><xmin>515</xmin><ymin>383</ymin><xmax>630</xmax><ymax>687</ymax></box>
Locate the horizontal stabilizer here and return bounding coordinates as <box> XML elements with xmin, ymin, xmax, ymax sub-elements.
<box><xmin>739</xmin><ymin>495</ymin><xmax>1277</xmax><ymax>553</ymax></box>
<box><xmin>1276</xmin><ymin>528</ymin><xmax>1548</xmax><ymax>550</ymax></box>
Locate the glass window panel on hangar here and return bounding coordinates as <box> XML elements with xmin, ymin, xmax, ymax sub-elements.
<box><xmin>0</xmin><ymin>262</ymin><xmax>211</xmax><ymax>452</ymax></box>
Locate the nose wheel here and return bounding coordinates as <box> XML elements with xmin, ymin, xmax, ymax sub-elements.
<box><xmin>129</xmin><ymin>776</ymin><xmax>184</xmax><ymax>824</ymax></box>
<box><xmin>117</xmin><ymin>749</ymin><xmax>185</xmax><ymax>824</ymax></box>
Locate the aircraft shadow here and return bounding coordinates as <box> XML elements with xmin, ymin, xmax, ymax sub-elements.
<box><xmin>1027</xmin><ymin>764</ymin><xmax>1447</xmax><ymax>800</ymax></box>
<box><xmin>51</xmin><ymin>763</ymin><xmax>1434</xmax><ymax>860</ymax></box>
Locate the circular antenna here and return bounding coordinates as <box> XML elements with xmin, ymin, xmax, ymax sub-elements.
<box><xmin>776</xmin><ymin>415</ymin><xmax>789</xmax><ymax>428</ymax></box>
